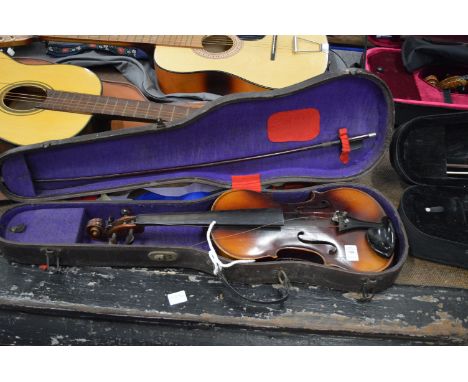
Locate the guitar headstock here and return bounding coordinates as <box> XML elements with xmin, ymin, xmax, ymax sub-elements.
<box><xmin>0</xmin><ymin>35</ymin><xmax>35</xmax><ymax>48</ymax></box>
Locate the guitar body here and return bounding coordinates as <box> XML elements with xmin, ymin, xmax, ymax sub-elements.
<box><xmin>0</xmin><ymin>53</ymin><xmax>102</xmax><ymax>145</ymax></box>
<box><xmin>154</xmin><ymin>35</ymin><xmax>329</xmax><ymax>94</ymax></box>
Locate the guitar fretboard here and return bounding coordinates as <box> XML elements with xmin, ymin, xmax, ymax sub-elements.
<box><xmin>43</xmin><ymin>35</ymin><xmax>204</xmax><ymax>48</ymax></box>
<box><xmin>40</xmin><ymin>90</ymin><xmax>193</xmax><ymax>123</ymax></box>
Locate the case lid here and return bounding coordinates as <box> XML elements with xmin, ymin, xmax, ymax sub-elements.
<box><xmin>0</xmin><ymin>69</ymin><xmax>394</xmax><ymax>202</ymax></box>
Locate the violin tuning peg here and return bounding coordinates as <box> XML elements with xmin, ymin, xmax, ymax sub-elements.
<box><xmin>121</xmin><ymin>208</ymin><xmax>132</xmax><ymax>217</ymax></box>
<box><xmin>86</xmin><ymin>218</ymin><xmax>104</xmax><ymax>240</ymax></box>
<box><xmin>109</xmin><ymin>232</ymin><xmax>117</xmax><ymax>245</ymax></box>
<box><xmin>125</xmin><ymin>229</ymin><xmax>135</xmax><ymax>245</ymax></box>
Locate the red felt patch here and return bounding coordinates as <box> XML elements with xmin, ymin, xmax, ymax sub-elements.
<box><xmin>231</xmin><ymin>174</ymin><xmax>261</xmax><ymax>192</ymax></box>
<box><xmin>339</xmin><ymin>128</ymin><xmax>350</xmax><ymax>165</ymax></box>
<box><xmin>267</xmin><ymin>108</ymin><xmax>320</xmax><ymax>142</ymax></box>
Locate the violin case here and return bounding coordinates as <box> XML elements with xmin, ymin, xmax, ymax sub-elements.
<box><xmin>365</xmin><ymin>37</ymin><xmax>468</xmax><ymax>126</ymax></box>
<box><xmin>0</xmin><ymin>69</ymin><xmax>409</xmax><ymax>296</ymax></box>
<box><xmin>391</xmin><ymin>111</ymin><xmax>468</xmax><ymax>269</ymax></box>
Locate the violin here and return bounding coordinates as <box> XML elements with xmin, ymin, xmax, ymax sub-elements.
<box><xmin>86</xmin><ymin>187</ymin><xmax>396</xmax><ymax>273</ymax></box>
<box><xmin>424</xmin><ymin>74</ymin><xmax>468</xmax><ymax>92</ymax></box>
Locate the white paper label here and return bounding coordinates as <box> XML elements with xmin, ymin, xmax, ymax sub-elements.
<box><xmin>167</xmin><ymin>290</ymin><xmax>187</xmax><ymax>306</ymax></box>
<box><xmin>344</xmin><ymin>245</ymin><xmax>359</xmax><ymax>261</ymax></box>
<box><xmin>7</xmin><ymin>47</ymin><xmax>15</xmax><ymax>57</ymax></box>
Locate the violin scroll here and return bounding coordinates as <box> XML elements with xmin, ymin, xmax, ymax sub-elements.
<box><xmin>86</xmin><ymin>212</ymin><xmax>144</xmax><ymax>244</ymax></box>
<box><xmin>424</xmin><ymin>74</ymin><xmax>468</xmax><ymax>92</ymax></box>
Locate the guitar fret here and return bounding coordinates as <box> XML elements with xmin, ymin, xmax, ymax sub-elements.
<box><xmin>67</xmin><ymin>92</ymin><xmax>76</xmax><ymax>111</ymax></box>
<box><xmin>104</xmin><ymin>96</ymin><xmax>109</xmax><ymax>113</ymax></box>
<box><xmin>170</xmin><ymin>105</ymin><xmax>176</xmax><ymax>121</ymax></box>
<box><xmin>145</xmin><ymin>102</ymin><xmax>152</xmax><ymax>119</ymax></box>
<box><xmin>132</xmin><ymin>101</ymin><xmax>140</xmax><ymax>118</ymax></box>
<box><xmin>88</xmin><ymin>94</ymin><xmax>97</xmax><ymax>113</ymax></box>
<box><xmin>111</xmin><ymin>97</ymin><xmax>118</xmax><ymax>115</ymax></box>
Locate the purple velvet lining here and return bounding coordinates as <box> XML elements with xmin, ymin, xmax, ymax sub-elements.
<box><xmin>1</xmin><ymin>154</ymin><xmax>35</xmax><ymax>197</ymax></box>
<box><xmin>0</xmin><ymin>184</ymin><xmax>407</xmax><ymax>269</ymax></box>
<box><xmin>4</xmin><ymin>208</ymin><xmax>86</xmax><ymax>244</ymax></box>
<box><xmin>1</xmin><ymin>76</ymin><xmax>389</xmax><ymax>199</ymax></box>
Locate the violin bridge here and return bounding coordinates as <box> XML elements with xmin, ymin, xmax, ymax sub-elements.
<box><xmin>293</xmin><ymin>36</ymin><xmax>329</xmax><ymax>54</ymax></box>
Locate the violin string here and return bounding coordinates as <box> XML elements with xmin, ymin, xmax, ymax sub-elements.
<box><xmin>95</xmin><ymin>211</ymin><xmax>341</xmax><ymax>248</ymax></box>
<box><xmin>116</xmin><ymin>213</ymin><xmax>341</xmax><ymax>249</ymax></box>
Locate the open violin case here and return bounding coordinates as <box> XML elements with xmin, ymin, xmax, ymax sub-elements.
<box><xmin>391</xmin><ymin>111</ymin><xmax>468</xmax><ymax>269</ymax></box>
<box><xmin>0</xmin><ymin>69</ymin><xmax>409</xmax><ymax>298</ymax></box>
<box><xmin>365</xmin><ymin>36</ymin><xmax>468</xmax><ymax>126</ymax></box>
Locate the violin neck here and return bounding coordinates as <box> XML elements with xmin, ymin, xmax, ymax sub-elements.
<box><xmin>135</xmin><ymin>209</ymin><xmax>285</xmax><ymax>227</ymax></box>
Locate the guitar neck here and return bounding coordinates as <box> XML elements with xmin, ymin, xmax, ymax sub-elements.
<box><xmin>40</xmin><ymin>90</ymin><xmax>193</xmax><ymax>123</ymax></box>
<box><xmin>42</xmin><ymin>35</ymin><xmax>204</xmax><ymax>49</ymax></box>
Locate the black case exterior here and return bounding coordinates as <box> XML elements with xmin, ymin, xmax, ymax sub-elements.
<box><xmin>0</xmin><ymin>71</ymin><xmax>409</xmax><ymax>295</ymax></box>
<box><xmin>391</xmin><ymin>112</ymin><xmax>468</xmax><ymax>268</ymax></box>
<box><xmin>399</xmin><ymin>186</ymin><xmax>468</xmax><ymax>268</ymax></box>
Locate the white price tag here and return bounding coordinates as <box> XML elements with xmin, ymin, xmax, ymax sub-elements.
<box><xmin>167</xmin><ymin>290</ymin><xmax>188</xmax><ymax>306</ymax></box>
<box><xmin>344</xmin><ymin>245</ymin><xmax>359</xmax><ymax>262</ymax></box>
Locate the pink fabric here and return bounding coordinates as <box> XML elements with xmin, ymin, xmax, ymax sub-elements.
<box><xmin>368</xmin><ymin>36</ymin><xmax>403</xmax><ymax>48</ymax></box>
<box><xmin>365</xmin><ymin>47</ymin><xmax>468</xmax><ymax>110</ymax></box>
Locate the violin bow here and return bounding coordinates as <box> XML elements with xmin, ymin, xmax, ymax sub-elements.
<box><xmin>34</xmin><ymin>131</ymin><xmax>377</xmax><ymax>184</ymax></box>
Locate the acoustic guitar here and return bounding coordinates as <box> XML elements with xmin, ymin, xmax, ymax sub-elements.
<box><xmin>0</xmin><ymin>35</ymin><xmax>329</xmax><ymax>94</ymax></box>
<box><xmin>0</xmin><ymin>53</ymin><xmax>200</xmax><ymax>145</ymax></box>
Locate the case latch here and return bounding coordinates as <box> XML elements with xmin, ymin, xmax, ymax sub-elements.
<box><xmin>147</xmin><ymin>251</ymin><xmax>178</xmax><ymax>262</ymax></box>
<box><xmin>39</xmin><ymin>248</ymin><xmax>62</xmax><ymax>272</ymax></box>
<box><xmin>356</xmin><ymin>278</ymin><xmax>377</xmax><ymax>302</ymax></box>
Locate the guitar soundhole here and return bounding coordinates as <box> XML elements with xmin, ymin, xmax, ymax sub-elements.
<box><xmin>202</xmin><ymin>35</ymin><xmax>234</xmax><ymax>53</ymax></box>
<box><xmin>3</xmin><ymin>85</ymin><xmax>46</xmax><ymax>112</ymax></box>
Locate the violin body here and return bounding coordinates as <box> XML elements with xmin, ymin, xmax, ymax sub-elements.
<box><xmin>211</xmin><ymin>188</ymin><xmax>394</xmax><ymax>273</ymax></box>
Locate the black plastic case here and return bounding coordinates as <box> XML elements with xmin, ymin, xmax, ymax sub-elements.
<box><xmin>391</xmin><ymin>111</ymin><xmax>468</xmax><ymax>268</ymax></box>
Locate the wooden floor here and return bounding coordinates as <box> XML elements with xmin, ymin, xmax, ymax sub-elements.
<box><xmin>0</xmin><ymin>256</ymin><xmax>466</xmax><ymax>345</ymax></box>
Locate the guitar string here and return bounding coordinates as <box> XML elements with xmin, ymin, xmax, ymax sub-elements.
<box><xmin>1</xmin><ymin>94</ymin><xmax>191</xmax><ymax>120</ymax></box>
<box><xmin>1</xmin><ymin>92</ymin><xmax>193</xmax><ymax>120</ymax></box>
<box><xmin>0</xmin><ymin>38</ymin><xmax>325</xmax><ymax>52</ymax></box>
<box><xmin>0</xmin><ymin>34</ymin><xmax>327</xmax><ymax>52</ymax></box>
<box><xmin>41</xmin><ymin>35</ymin><xmax>324</xmax><ymax>49</ymax></box>
<box><xmin>0</xmin><ymin>44</ymin><xmax>322</xmax><ymax>53</ymax></box>
<box><xmin>4</xmin><ymin>92</ymin><xmax>194</xmax><ymax>116</ymax></box>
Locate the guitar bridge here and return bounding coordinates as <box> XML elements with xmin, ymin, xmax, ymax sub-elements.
<box><xmin>293</xmin><ymin>36</ymin><xmax>329</xmax><ymax>54</ymax></box>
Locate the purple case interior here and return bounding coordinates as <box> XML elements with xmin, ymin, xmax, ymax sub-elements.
<box><xmin>0</xmin><ymin>71</ymin><xmax>392</xmax><ymax>201</ymax></box>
